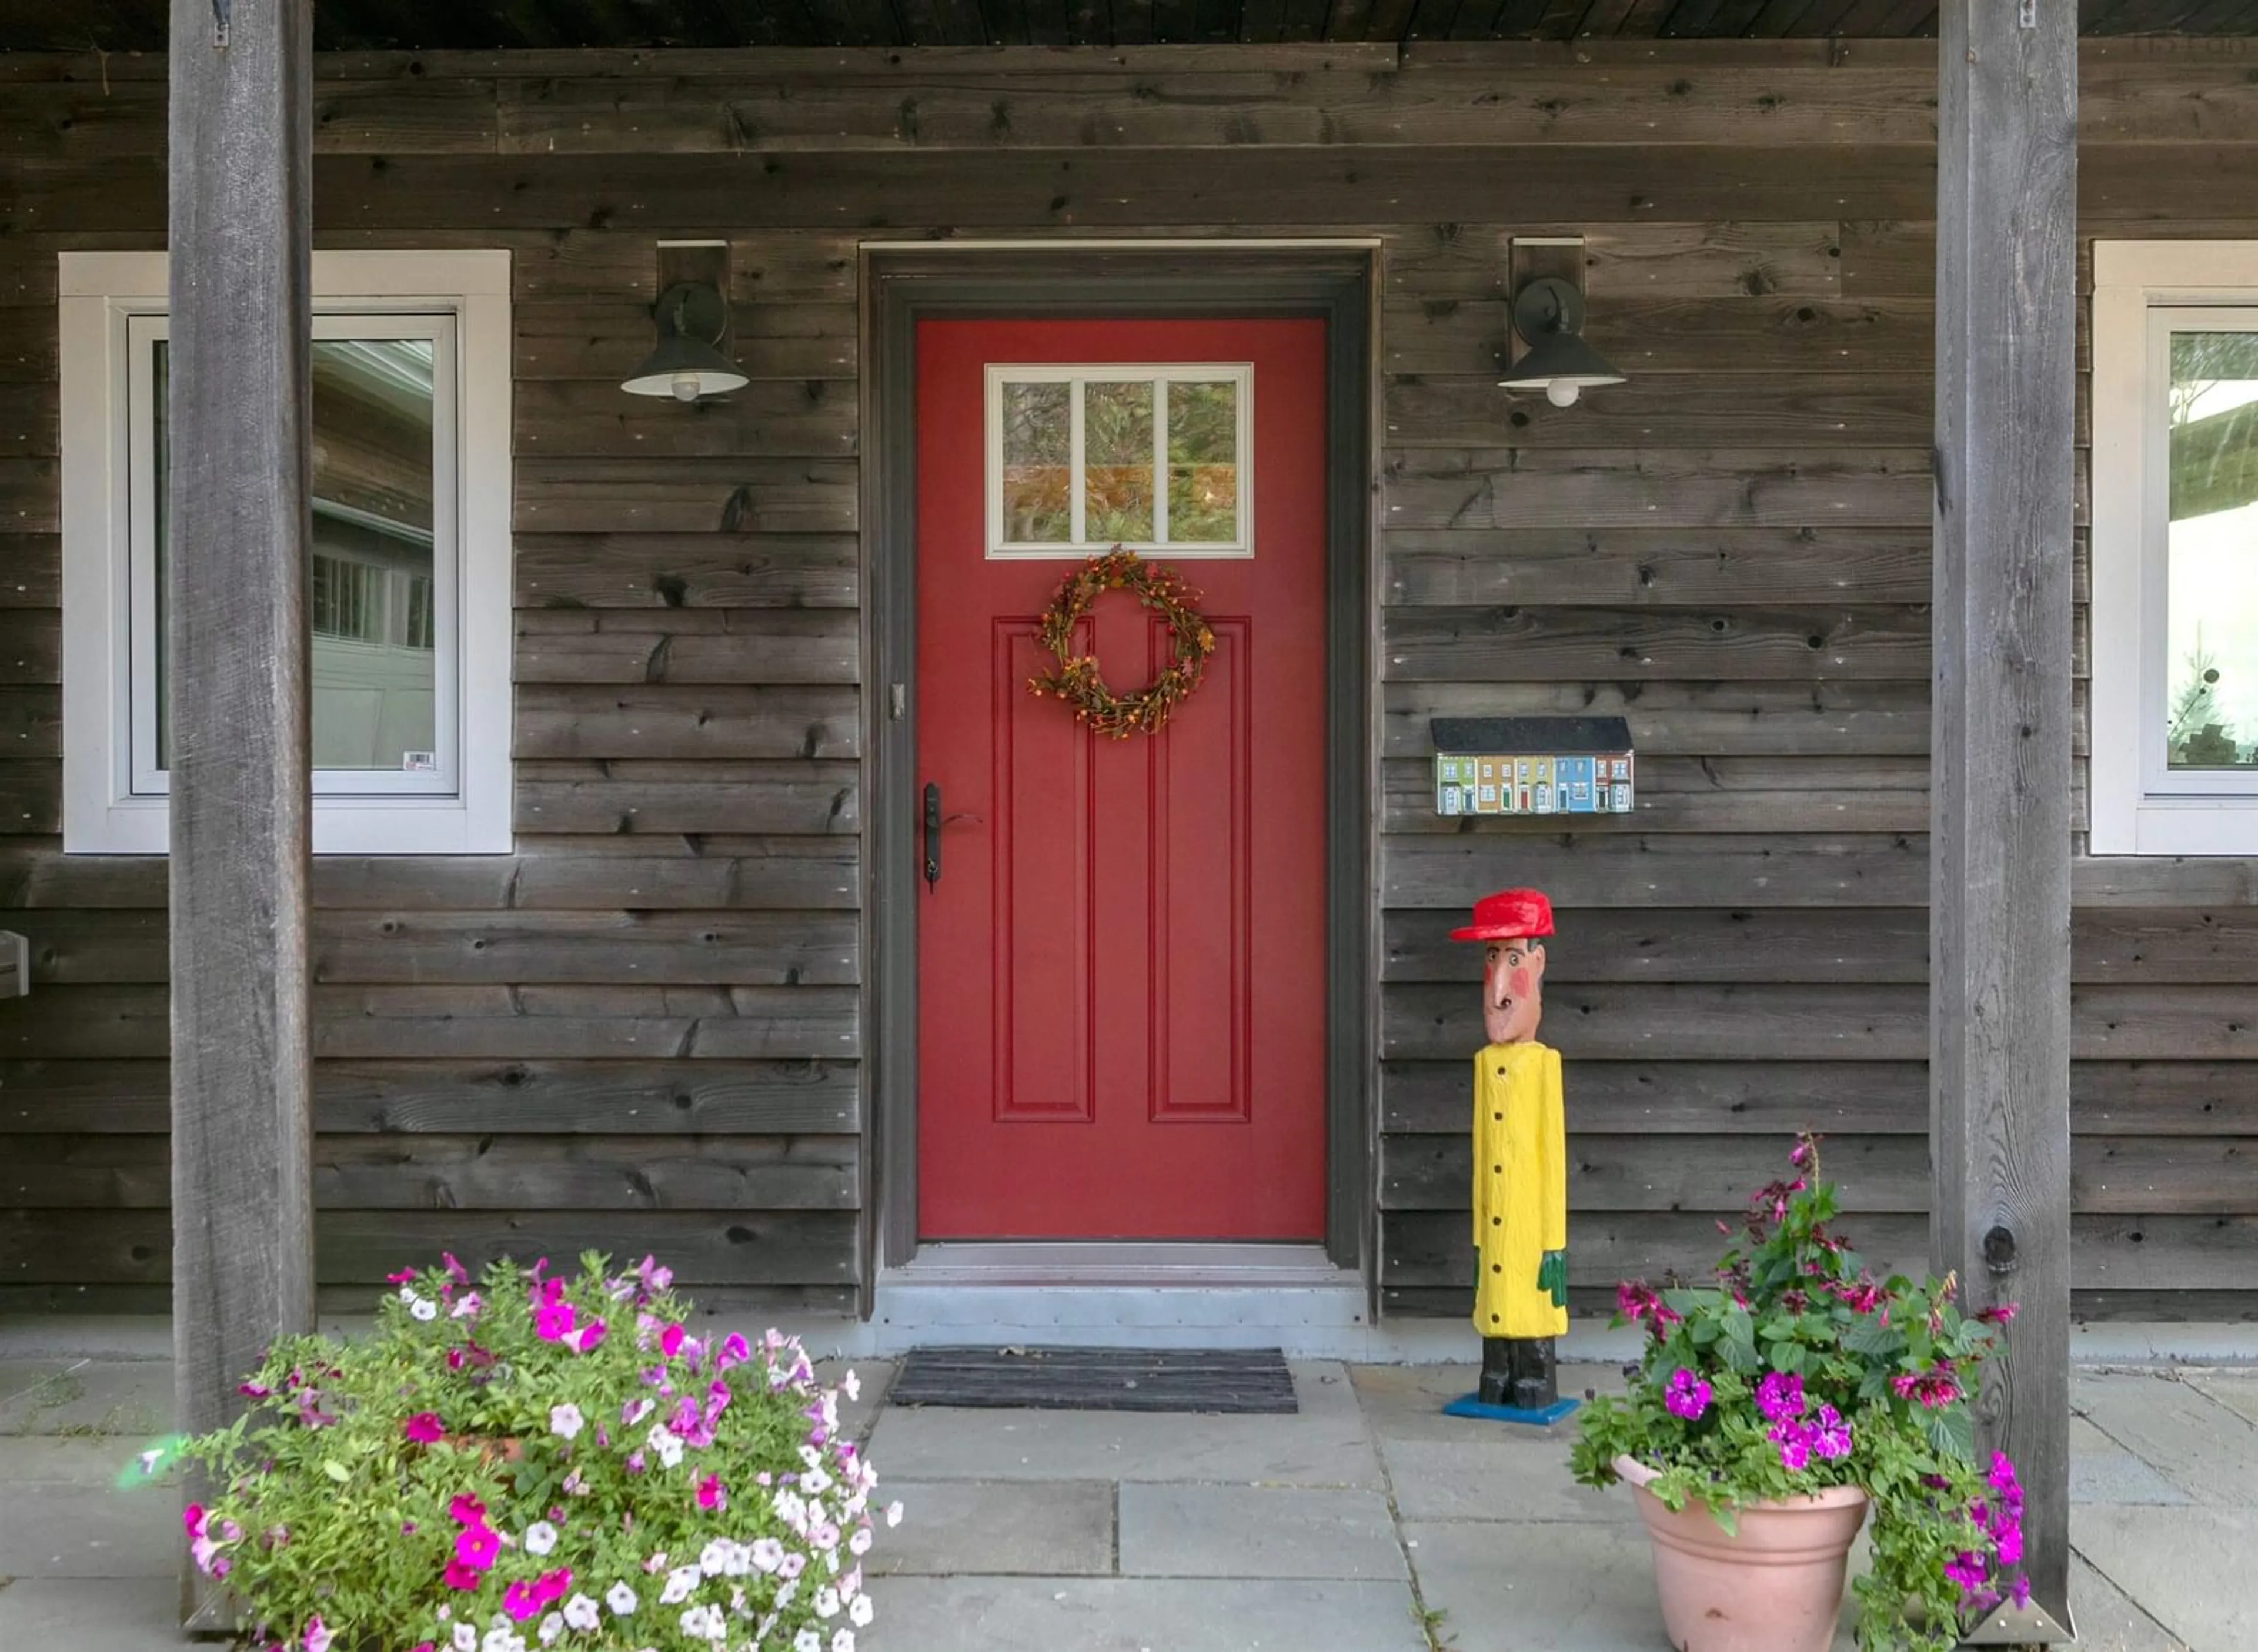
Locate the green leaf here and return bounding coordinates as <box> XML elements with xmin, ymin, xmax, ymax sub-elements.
<box><xmin>321</xmin><ymin>1460</ymin><xmax>350</xmax><ymax>1483</ymax></box>
<box><xmin>1923</xmin><ymin>1405</ymin><xmax>1976</xmax><ymax>1462</ymax></box>
<box><xmin>1842</xmin><ymin>1317</ymin><xmax>1906</xmax><ymax>1356</ymax></box>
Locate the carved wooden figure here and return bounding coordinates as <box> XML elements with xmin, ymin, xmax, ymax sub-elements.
<box><xmin>1445</xmin><ymin>888</ymin><xmax>1576</xmax><ymax>1424</ymax></box>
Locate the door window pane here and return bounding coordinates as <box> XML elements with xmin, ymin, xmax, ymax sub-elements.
<box><xmin>1083</xmin><ymin>379</ymin><xmax>1155</xmax><ymax>544</ymax></box>
<box><xmin>151</xmin><ymin>334</ymin><xmax>442</xmax><ymax>775</ymax></box>
<box><xmin>1167</xmin><ymin>379</ymin><xmax>1239</xmax><ymax>544</ymax></box>
<box><xmin>1000</xmin><ymin>380</ymin><xmax>1071</xmax><ymax>543</ymax></box>
<box><xmin>2166</xmin><ymin>330</ymin><xmax>2258</xmax><ymax>770</ymax></box>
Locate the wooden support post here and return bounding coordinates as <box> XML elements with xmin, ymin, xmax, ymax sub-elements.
<box><xmin>167</xmin><ymin>0</ymin><xmax>315</xmax><ymax>1618</ymax></box>
<box><xmin>1933</xmin><ymin>0</ymin><xmax>2076</xmax><ymax>1640</ymax></box>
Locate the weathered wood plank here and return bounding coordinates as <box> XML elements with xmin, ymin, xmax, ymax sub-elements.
<box><xmin>310</xmin><ymin>909</ymin><xmax>860</xmax><ymax>985</ymax></box>
<box><xmin>1934</xmin><ymin>3</ymin><xmax>2080</xmax><ymax>1619</ymax></box>
<box><xmin>1385</xmin><ymin>220</ymin><xmax>1847</xmax><ymax>303</ymax></box>
<box><xmin>1381</xmin><ymin>1131</ymin><xmax>1930</xmax><ymax>1210</ymax></box>
<box><xmin>1382</xmin><ymin>1056</ymin><xmax>1928</xmax><ymax>1134</ymax></box>
<box><xmin>0</xmin><ymin>1132</ymin><xmax>862</xmax><ymax>1210</ymax></box>
<box><xmin>1381</xmin><ymin>603</ymin><xmax>1933</xmax><ymax>680</ymax></box>
<box><xmin>0</xmin><ymin>308</ymin><xmax>60</xmax><ymax>381</ymax></box>
<box><xmin>1382</xmin><ymin>1208</ymin><xmax>1932</xmax><ymax>1286</ymax></box>
<box><xmin>0</xmin><ymin>80</ymin><xmax>500</xmax><ymax>159</ymax></box>
<box><xmin>0</xmin><ymin>1208</ymin><xmax>861</xmax><ymax>1285</ymax></box>
<box><xmin>1383</xmin><ymin>980</ymin><xmax>1929</xmax><ymax>1060</ymax></box>
<box><xmin>2072</xmin><ymin>1138</ymin><xmax>2258</xmax><ymax>1215</ymax></box>
<box><xmin>312</xmin><ymin>984</ymin><xmax>863</xmax><ymax>1061</ymax></box>
<box><xmin>1381</xmin><ymin>450</ymin><xmax>1937</xmax><ymax>533</ymax></box>
<box><xmin>0</xmin><ymin>760</ymin><xmax>62</xmax><ymax>832</ymax></box>
<box><xmin>2070</xmin><ymin>1061</ymin><xmax>2258</xmax><ymax>1136</ymax></box>
<box><xmin>516</xmin><ymin>379</ymin><xmax>859</xmax><ymax>459</ymax></box>
<box><xmin>1382</xmin><ymin>904</ymin><xmax>1929</xmax><ymax>983</ymax></box>
<box><xmin>1381</xmin><ymin>680</ymin><xmax>1939</xmax><ymax>758</ymax></box>
<box><xmin>0</xmin><ymin>1056</ymin><xmax>863</xmax><ymax>1133</ymax></box>
<box><xmin>1388</xmin><ymin>295</ymin><xmax>1935</xmax><ymax>377</ymax></box>
<box><xmin>2071</xmin><ymin>909</ymin><xmax>2258</xmax><ymax>983</ymax></box>
<box><xmin>1383</xmin><ymin>831</ymin><xmax>1928</xmax><ymax>907</ymax></box>
<box><xmin>0</xmin><ymin>839</ymin><xmax>866</xmax><ymax>912</ymax></box>
<box><xmin>0</xmin><ymin>539</ymin><xmax>61</xmax><ymax>608</ymax></box>
<box><xmin>7</xmin><ymin>146</ymin><xmax>1944</xmax><ymax>233</ymax></box>
<box><xmin>2073</xmin><ymin>855</ymin><xmax>2258</xmax><ymax>907</ymax></box>
<box><xmin>515</xmin><ymin>761</ymin><xmax>860</xmax><ymax>835</ymax></box>
<box><xmin>1389</xmin><ymin>373</ymin><xmax>1934</xmax><ymax>449</ymax></box>
<box><xmin>1835</xmin><ymin>219</ymin><xmax>1935</xmax><ymax>299</ymax></box>
<box><xmin>516</xmin><ymin>533</ymin><xmax>858</xmax><ymax>610</ymax></box>
<box><xmin>0</xmin><ymin>384</ymin><xmax>58</xmax><ymax>458</ymax></box>
<box><xmin>0</xmin><ymin>461</ymin><xmax>61</xmax><ymax>535</ymax></box>
<box><xmin>0</xmin><ymin>685</ymin><xmax>60</xmax><ymax>756</ymax></box>
<box><xmin>515</xmin><ymin>609</ymin><xmax>861</xmax><ymax>684</ymax></box>
<box><xmin>1383</xmin><ymin>754</ymin><xmax>1933</xmax><ymax>832</ymax></box>
<box><xmin>515</xmin><ymin>684</ymin><xmax>860</xmax><ymax>760</ymax></box>
<box><xmin>515</xmin><ymin>458</ymin><xmax>860</xmax><ymax>535</ymax></box>
<box><xmin>485</xmin><ymin>62</ymin><xmax>1940</xmax><ymax>152</ymax></box>
<box><xmin>2073</xmin><ymin>985</ymin><xmax>2258</xmax><ymax>1059</ymax></box>
<box><xmin>515</xmin><ymin>302</ymin><xmax>856</xmax><ymax>381</ymax></box>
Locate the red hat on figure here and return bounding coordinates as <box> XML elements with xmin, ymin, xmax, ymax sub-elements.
<box><xmin>1450</xmin><ymin>888</ymin><xmax>1555</xmax><ymax>943</ymax></box>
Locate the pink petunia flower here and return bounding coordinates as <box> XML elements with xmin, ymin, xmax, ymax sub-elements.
<box><xmin>564</xmin><ymin>1318</ymin><xmax>607</xmax><ymax>1355</ymax></box>
<box><xmin>443</xmin><ymin>1560</ymin><xmax>482</xmax><ymax>1591</ymax></box>
<box><xmin>455</xmin><ymin>1524</ymin><xmax>501</xmax><ymax>1571</ymax></box>
<box><xmin>403</xmin><ymin>1412</ymin><xmax>446</xmax><ymax>1444</ymax></box>
<box><xmin>661</xmin><ymin>1324</ymin><xmax>686</xmax><ymax>1360</ymax></box>
<box><xmin>449</xmin><ymin>1494</ymin><xmax>487</xmax><ymax>1527</ymax></box>
<box><xmin>503</xmin><ymin>1581</ymin><xmax>546</xmax><ymax>1623</ymax></box>
<box><xmin>1662</xmin><ymin>1368</ymin><xmax>1712</xmax><ymax>1421</ymax></box>
<box><xmin>1754</xmin><ymin>1372</ymin><xmax>1805</xmax><ymax>1423</ymax></box>
<box><xmin>696</xmin><ymin>1474</ymin><xmax>726</xmax><ymax>1511</ymax></box>
<box><xmin>534</xmin><ymin>1302</ymin><xmax>578</xmax><ymax>1342</ymax></box>
<box><xmin>304</xmin><ymin>1616</ymin><xmax>333</xmax><ymax>1652</ymax></box>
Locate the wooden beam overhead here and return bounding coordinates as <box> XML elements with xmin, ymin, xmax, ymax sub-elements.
<box><xmin>166</xmin><ymin>0</ymin><xmax>316</xmax><ymax>1616</ymax></box>
<box><xmin>1932</xmin><ymin>0</ymin><xmax>2076</xmax><ymax>1639</ymax></box>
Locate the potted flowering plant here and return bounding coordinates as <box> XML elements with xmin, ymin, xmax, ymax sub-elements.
<box><xmin>155</xmin><ymin>1252</ymin><xmax>898</xmax><ymax>1652</ymax></box>
<box><xmin>1568</xmin><ymin>1137</ymin><xmax>2026</xmax><ymax>1652</ymax></box>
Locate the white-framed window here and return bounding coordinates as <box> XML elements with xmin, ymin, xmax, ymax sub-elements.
<box><xmin>2092</xmin><ymin>242</ymin><xmax>2258</xmax><ymax>855</ymax></box>
<box><xmin>59</xmin><ymin>250</ymin><xmax>513</xmax><ymax>854</ymax></box>
<box><xmin>985</xmin><ymin>363</ymin><xmax>1252</xmax><ymax>558</ymax></box>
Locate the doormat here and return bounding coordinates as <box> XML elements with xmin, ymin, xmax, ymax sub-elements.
<box><xmin>888</xmin><ymin>1346</ymin><xmax>1298</xmax><ymax>1414</ymax></box>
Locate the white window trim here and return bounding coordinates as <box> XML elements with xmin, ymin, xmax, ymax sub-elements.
<box><xmin>2092</xmin><ymin>240</ymin><xmax>2258</xmax><ymax>856</ymax></box>
<box><xmin>59</xmin><ymin>249</ymin><xmax>513</xmax><ymax>855</ymax></box>
<box><xmin>983</xmin><ymin>362</ymin><xmax>1254</xmax><ymax>559</ymax></box>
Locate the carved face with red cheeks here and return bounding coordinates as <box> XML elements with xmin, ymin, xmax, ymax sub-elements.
<box><xmin>1482</xmin><ymin>937</ymin><xmax>1546</xmax><ymax>1045</ymax></box>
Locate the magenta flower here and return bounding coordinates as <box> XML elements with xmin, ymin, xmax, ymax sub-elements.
<box><xmin>1662</xmin><ymin>1369</ymin><xmax>1712</xmax><ymax>1421</ymax></box>
<box><xmin>442</xmin><ymin>1560</ymin><xmax>481</xmax><ymax>1591</ymax></box>
<box><xmin>1769</xmin><ymin>1420</ymin><xmax>1812</xmax><ymax>1472</ymax></box>
<box><xmin>1890</xmin><ymin>1369</ymin><xmax>1961</xmax><ymax>1409</ymax></box>
<box><xmin>564</xmin><ymin>1317</ymin><xmax>607</xmax><ymax>1355</ymax></box>
<box><xmin>660</xmin><ymin>1323</ymin><xmax>687</xmax><ymax>1359</ymax></box>
<box><xmin>182</xmin><ymin>1504</ymin><xmax>207</xmax><ymax>1538</ymax></box>
<box><xmin>536</xmin><ymin>1567</ymin><xmax>572</xmax><ymax>1604</ymax></box>
<box><xmin>717</xmin><ymin>1333</ymin><xmax>751</xmax><ymax>1369</ymax></box>
<box><xmin>403</xmin><ymin>1412</ymin><xmax>445</xmax><ymax>1444</ymax></box>
<box><xmin>533</xmin><ymin>1301</ymin><xmax>578</xmax><ymax>1342</ymax></box>
<box><xmin>1809</xmin><ymin>1403</ymin><xmax>1852</xmax><ymax>1461</ymax></box>
<box><xmin>1944</xmin><ymin>1551</ymin><xmax>1989</xmax><ymax>1594</ymax></box>
<box><xmin>442</xmin><ymin>1252</ymin><xmax>469</xmax><ymax>1285</ymax></box>
<box><xmin>304</xmin><ymin>1615</ymin><xmax>333</xmax><ymax>1652</ymax></box>
<box><xmin>386</xmin><ymin>1268</ymin><xmax>417</xmax><ymax>1285</ymax></box>
<box><xmin>696</xmin><ymin>1474</ymin><xmax>726</xmax><ymax>1511</ymax></box>
<box><xmin>1754</xmin><ymin>1372</ymin><xmax>1805</xmax><ymax>1423</ymax></box>
<box><xmin>502</xmin><ymin>1580</ymin><xmax>545</xmax><ymax>1623</ymax></box>
<box><xmin>449</xmin><ymin>1494</ymin><xmax>487</xmax><ymax>1527</ymax></box>
<box><xmin>455</xmin><ymin>1524</ymin><xmax>500</xmax><ymax>1572</ymax></box>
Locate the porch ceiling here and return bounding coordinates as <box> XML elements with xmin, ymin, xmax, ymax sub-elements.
<box><xmin>2</xmin><ymin>0</ymin><xmax>2254</xmax><ymax>55</ymax></box>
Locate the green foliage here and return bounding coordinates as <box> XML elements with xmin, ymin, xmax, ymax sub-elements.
<box><xmin>1568</xmin><ymin>1138</ymin><xmax>2025</xmax><ymax>1652</ymax></box>
<box><xmin>158</xmin><ymin>1253</ymin><xmax>894</xmax><ymax>1652</ymax></box>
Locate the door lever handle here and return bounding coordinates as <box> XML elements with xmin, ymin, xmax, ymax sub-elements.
<box><xmin>923</xmin><ymin>782</ymin><xmax>943</xmax><ymax>889</ymax></box>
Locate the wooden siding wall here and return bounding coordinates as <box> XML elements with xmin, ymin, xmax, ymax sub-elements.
<box><xmin>2</xmin><ymin>36</ymin><xmax>2255</xmax><ymax>1317</ymax></box>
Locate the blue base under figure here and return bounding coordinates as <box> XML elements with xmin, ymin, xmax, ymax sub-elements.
<box><xmin>1442</xmin><ymin>1392</ymin><xmax>1581</xmax><ymax>1427</ymax></box>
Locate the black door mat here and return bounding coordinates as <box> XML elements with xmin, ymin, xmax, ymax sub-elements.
<box><xmin>888</xmin><ymin>1346</ymin><xmax>1299</xmax><ymax>1414</ymax></box>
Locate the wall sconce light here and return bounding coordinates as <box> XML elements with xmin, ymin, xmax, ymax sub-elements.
<box><xmin>1497</xmin><ymin>275</ymin><xmax>1626</xmax><ymax>409</ymax></box>
<box><xmin>621</xmin><ymin>280</ymin><xmax>748</xmax><ymax>403</ymax></box>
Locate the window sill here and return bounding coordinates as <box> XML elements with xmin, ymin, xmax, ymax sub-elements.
<box><xmin>2090</xmin><ymin>798</ymin><xmax>2258</xmax><ymax>858</ymax></box>
<box><xmin>65</xmin><ymin>797</ymin><xmax>512</xmax><ymax>856</ymax></box>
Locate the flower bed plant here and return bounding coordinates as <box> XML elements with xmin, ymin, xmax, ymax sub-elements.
<box><xmin>1568</xmin><ymin>1137</ymin><xmax>2026</xmax><ymax>1652</ymax></box>
<box><xmin>163</xmin><ymin>1253</ymin><xmax>897</xmax><ymax>1652</ymax></box>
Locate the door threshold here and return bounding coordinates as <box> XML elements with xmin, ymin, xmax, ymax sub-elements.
<box><xmin>887</xmin><ymin>1241</ymin><xmax>1352</xmax><ymax>1289</ymax></box>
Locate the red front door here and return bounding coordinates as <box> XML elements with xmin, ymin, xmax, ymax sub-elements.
<box><xmin>914</xmin><ymin>317</ymin><xmax>1328</xmax><ymax>1240</ymax></box>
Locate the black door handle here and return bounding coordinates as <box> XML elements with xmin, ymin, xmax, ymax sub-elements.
<box><xmin>923</xmin><ymin>782</ymin><xmax>942</xmax><ymax>889</ymax></box>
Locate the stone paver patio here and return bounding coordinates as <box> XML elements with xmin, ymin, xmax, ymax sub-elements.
<box><xmin>1</xmin><ymin>1338</ymin><xmax>2250</xmax><ymax>1651</ymax></box>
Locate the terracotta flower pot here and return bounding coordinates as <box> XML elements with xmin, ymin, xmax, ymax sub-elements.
<box><xmin>1614</xmin><ymin>1455</ymin><xmax>1868</xmax><ymax>1652</ymax></box>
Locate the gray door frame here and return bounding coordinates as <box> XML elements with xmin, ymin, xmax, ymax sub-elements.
<box><xmin>858</xmin><ymin>242</ymin><xmax>1379</xmax><ymax>1301</ymax></box>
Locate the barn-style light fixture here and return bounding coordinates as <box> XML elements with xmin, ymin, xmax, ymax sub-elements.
<box><xmin>1497</xmin><ymin>275</ymin><xmax>1626</xmax><ymax>408</ymax></box>
<box><xmin>621</xmin><ymin>280</ymin><xmax>747</xmax><ymax>402</ymax></box>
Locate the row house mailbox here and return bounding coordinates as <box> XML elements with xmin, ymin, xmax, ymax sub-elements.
<box><xmin>1431</xmin><ymin>717</ymin><xmax>1635</xmax><ymax>818</ymax></box>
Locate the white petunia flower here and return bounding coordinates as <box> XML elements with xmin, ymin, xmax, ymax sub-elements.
<box><xmin>797</xmin><ymin>1444</ymin><xmax>824</xmax><ymax>1470</ymax></box>
<box><xmin>561</xmin><ymin>1594</ymin><xmax>602</xmax><ymax>1634</ymax></box>
<box><xmin>722</xmin><ymin>1541</ymin><xmax>751</xmax><ymax>1578</ymax></box>
<box><xmin>813</xmin><ymin>1587</ymin><xmax>840</xmax><ymax>1621</ymax></box>
<box><xmin>884</xmin><ymin>1501</ymin><xmax>903</xmax><ymax>1528</ymax></box>
<box><xmin>773</xmin><ymin>1579</ymin><xmax>800</xmax><ymax>1611</ymax></box>
<box><xmin>749</xmin><ymin>1538</ymin><xmax>784</xmax><ymax>1574</ymax></box>
<box><xmin>647</xmin><ymin>1424</ymin><xmax>684</xmax><ymax>1469</ymax></box>
<box><xmin>604</xmin><ymin>1583</ymin><xmax>637</xmax><ymax>1617</ymax></box>
<box><xmin>660</xmin><ymin>1564</ymin><xmax>700</xmax><ymax>1606</ymax></box>
<box><xmin>802</xmin><ymin>1467</ymin><xmax>832</xmax><ymax>1497</ymax></box>
<box><xmin>847</xmin><ymin>1593</ymin><xmax>874</xmax><ymax>1630</ymax></box>
<box><xmin>831</xmin><ymin>1631</ymin><xmax>855</xmax><ymax>1652</ymax></box>
<box><xmin>480</xmin><ymin>1629</ymin><xmax>525</xmax><ymax>1652</ymax></box>
<box><xmin>452</xmin><ymin>1626</ymin><xmax>477</xmax><ymax>1652</ymax></box>
<box><xmin>793</xmin><ymin>1632</ymin><xmax>821</xmax><ymax>1652</ymax></box>
<box><xmin>536</xmin><ymin>1613</ymin><xmax>564</xmax><ymax>1647</ymax></box>
<box><xmin>840</xmin><ymin>1370</ymin><xmax>860</xmax><ymax>1402</ymax></box>
<box><xmin>777</xmin><ymin>1552</ymin><xmax>806</xmax><ymax>1581</ymax></box>
<box><xmin>524</xmin><ymin>1521</ymin><xmax>558</xmax><ymax>1557</ymax></box>
<box><xmin>410</xmin><ymin>1297</ymin><xmax>439</xmax><ymax>1322</ymax></box>
<box><xmin>847</xmin><ymin>1527</ymin><xmax>873</xmax><ymax>1557</ymax></box>
<box><xmin>698</xmin><ymin>1539</ymin><xmax>731</xmax><ymax>1576</ymax></box>
<box><xmin>399</xmin><ymin>1286</ymin><xmax>421</xmax><ymax>1306</ymax></box>
<box><xmin>550</xmin><ymin>1403</ymin><xmax>584</xmax><ymax>1441</ymax></box>
<box><xmin>837</xmin><ymin>1569</ymin><xmax>858</xmax><ymax>1602</ymax></box>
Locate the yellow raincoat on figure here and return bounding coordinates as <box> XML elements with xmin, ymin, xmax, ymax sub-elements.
<box><xmin>1472</xmin><ymin>1040</ymin><xmax>1568</xmax><ymax>1340</ymax></box>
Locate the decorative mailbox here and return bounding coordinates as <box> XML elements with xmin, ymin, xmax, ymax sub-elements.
<box><xmin>1431</xmin><ymin>716</ymin><xmax>1634</xmax><ymax>818</ymax></box>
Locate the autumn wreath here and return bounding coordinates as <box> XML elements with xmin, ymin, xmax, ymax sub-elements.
<box><xmin>1026</xmin><ymin>548</ymin><xmax>1216</xmax><ymax>738</ymax></box>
